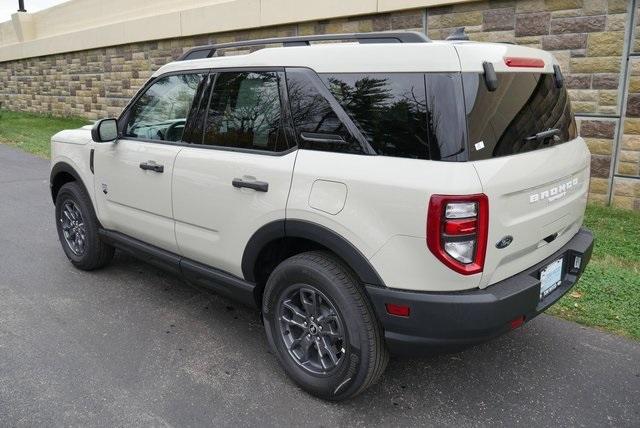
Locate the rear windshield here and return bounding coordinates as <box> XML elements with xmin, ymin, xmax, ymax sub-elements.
<box><xmin>462</xmin><ymin>72</ymin><xmax>576</xmax><ymax>160</ymax></box>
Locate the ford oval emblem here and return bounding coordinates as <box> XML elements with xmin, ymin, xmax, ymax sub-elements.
<box><xmin>496</xmin><ymin>236</ymin><xmax>513</xmax><ymax>249</ymax></box>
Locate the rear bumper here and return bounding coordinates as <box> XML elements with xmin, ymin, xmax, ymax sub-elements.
<box><xmin>366</xmin><ymin>227</ymin><xmax>594</xmax><ymax>355</ymax></box>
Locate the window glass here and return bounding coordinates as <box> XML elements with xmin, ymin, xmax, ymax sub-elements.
<box><xmin>182</xmin><ymin>73</ymin><xmax>213</xmax><ymax>144</ymax></box>
<box><xmin>126</xmin><ymin>73</ymin><xmax>203</xmax><ymax>142</ymax></box>
<box><xmin>286</xmin><ymin>68</ymin><xmax>363</xmax><ymax>154</ymax></box>
<box><xmin>320</xmin><ymin>73</ymin><xmax>428</xmax><ymax>159</ymax></box>
<box><xmin>463</xmin><ymin>72</ymin><xmax>576</xmax><ymax>160</ymax></box>
<box><xmin>202</xmin><ymin>71</ymin><xmax>287</xmax><ymax>152</ymax></box>
<box><xmin>425</xmin><ymin>73</ymin><xmax>467</xmax><ymax>161</ymax></box>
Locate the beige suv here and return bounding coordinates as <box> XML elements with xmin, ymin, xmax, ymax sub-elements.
<box><xmin>49</xmin><ymin>32</ymin><xmax>594</xmax><ymax>400</ymax></box>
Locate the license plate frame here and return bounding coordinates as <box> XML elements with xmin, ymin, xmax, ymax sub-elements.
<box><xmin>540</xmin><ymin>257</ymin><xmax>563</xmax><ymax>300</ymax></box>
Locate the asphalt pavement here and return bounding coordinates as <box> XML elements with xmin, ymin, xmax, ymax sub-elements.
<box><xmin>0</xmin><ymin>144</ymin><xmax>638</xmax><ymax>427</ymax></box>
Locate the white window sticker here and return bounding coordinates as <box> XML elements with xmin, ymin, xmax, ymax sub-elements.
<box><xmin>474</xmin><ymin>141</ymin><xmax>485</xmax><ymax>151</ymax></box>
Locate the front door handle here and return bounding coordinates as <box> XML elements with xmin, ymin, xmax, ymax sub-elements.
<box><xmin>139</xmin><ymin>161</ymin><xmax>164</xmax><ymax>173</ymax></box>
<box><xmin>232</xmin><ymin>178</ymin><xmax>269</xmax><ymax>192</ymax></box>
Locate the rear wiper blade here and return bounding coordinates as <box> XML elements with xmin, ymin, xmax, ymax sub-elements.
<box><xmin>524</xmin><ymin>128</ymin><xmax>560</xmax><ymax>142</ymax></box>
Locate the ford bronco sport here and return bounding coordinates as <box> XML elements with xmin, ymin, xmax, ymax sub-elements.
<box><xmin>50</xmin><ymin>31</ymin><xmax>594</xmax><ymax>400</ymax></box>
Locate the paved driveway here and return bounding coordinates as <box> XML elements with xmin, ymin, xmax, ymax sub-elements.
<box><xmin>0</xmin><ymin>144</ymin><xmax>638</xmax><ymax>427</ymax></box>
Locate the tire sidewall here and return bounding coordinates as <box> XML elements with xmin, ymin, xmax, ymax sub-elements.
<box><xmin>263</xmin><ymin>254</ymin><xmax>374</xmax><ymax>400</ymax></box>
<box><xmin>55</xmin><ymin>182</ymin><xmax>100</xmax><ymax>266</ymax></box>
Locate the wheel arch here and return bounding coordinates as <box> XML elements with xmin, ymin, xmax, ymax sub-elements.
<box><xmin>242</xmin><ymin>219</ymin><xmax>385</xmax><ymax>292</ymax></box>
<box><xmin>50</xmin><ymin>161</ymin><xmax>89</xmax><ymax>203</ymax></box>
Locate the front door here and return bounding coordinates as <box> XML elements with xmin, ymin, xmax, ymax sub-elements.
<box><xmin>93</xmin><ymin>72</ymin><xmax>204</xmax><ymax>252</ymax></box>
<box><xmin>172</xmin><ymin>70</ymin><xmax>297</xmax><ymax>277</ymax></box>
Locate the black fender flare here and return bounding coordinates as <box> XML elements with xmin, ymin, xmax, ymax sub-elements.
<box><xmin>241</xmin><ymin>219</ymin><xmax>385</xmax><ymax>287</ymax></box>
<box><xmin>49</xmin><ymin>161</ymin><xmax>88</xmax><ymax>202</ymax></box>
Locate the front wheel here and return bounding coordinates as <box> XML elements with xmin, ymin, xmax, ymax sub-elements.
<box><xmin>55</xmin><ymin>181</ymin><xmax>114</xmax><ymax>270</ymax></box>
<box><xmin>262</xmin><ymin>251</ymin><xmax>388</xmax><ymax>401</ymax></box>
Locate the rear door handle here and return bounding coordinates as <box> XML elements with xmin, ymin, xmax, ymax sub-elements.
<box><xmin>232</xmin><ymin>178</ymin><xmax>268</xmax><ymax>192</ymax></box>
<box><xmin>139</xmin><ymin>161</ymin><xmax>164</xmax><ymax>173</ymax></box>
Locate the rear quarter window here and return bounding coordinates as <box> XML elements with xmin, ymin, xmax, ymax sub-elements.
<box><xmin>319</xmin><ymin>72</ymin><xmax>467</xmax><ymax>161</ymax></box>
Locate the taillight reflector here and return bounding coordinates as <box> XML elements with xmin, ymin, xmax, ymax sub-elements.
<box><xmin>510</xmin><ymin>316</ymin><xmax>525</xmax><ymax>330</ymax></box>
<box><xmin>444</xmin><ymin>218</ymin><xmax>477</xmax><ymax>235</ymax></box>
<box><xmin>385</xmin><ymin>303</ymin><xmax>410</xmax><ymax>317</ymax></box>
<box><xmin>504</xmin><ymin>57</ymin><xmax>545</xmax><ymax>68</ymax></box>
<box><xmin>427</xmin><ymin>194</ymin><xmax>489</xmax><ymax>275</ymax></box>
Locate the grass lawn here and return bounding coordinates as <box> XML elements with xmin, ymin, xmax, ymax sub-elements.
<box><xmin>0</xmin><ymin>110</ymin><xmax>89</xmax><ymax>158</ymax></box>
<box><xmin>548</xmin><ymin>204</ymin><xmax>640</xmax><ymax>340</ymax></box>
<box><xmin>0</xmin><ymin>110</ymin><xmax>638</xmax><ymax>339</ymax></box>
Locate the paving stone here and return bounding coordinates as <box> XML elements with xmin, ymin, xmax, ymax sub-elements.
<box><xmin>515</xmin><ymin>12</ymin><xmax>551</xmax><ymax>36</ymax></box>
<box><xmin>483</xmin><ymin>8</ymin><xmax>515</xmax><ymax>30</ymax></box>
<box><xmin>550</xmin><ymin>15</ymin><xmax>606</xmax><ymax>34</ymax></box>
<box><xmin>565</xmin><ymin>74</ymin><xmax>592</xmax><ymax>88</ymax></box>
<box><xmin>626</xmin><ymin>93</ymin><xmax>640</xmax><ymax>117</ymax></box>
<box><xmin>590</xmin><ymin>154</ymin><xmax>612</xmax><ymax>178</ymax></box>
<box><xmin>587</xmin><ymin>31</ymin><xmax>625</xmax><ymax>56</ymax></box>
<box><xmin>541</xmin><ymin>33</ymin><xmax>587</xmax><ymax>50</ymax></box>
<box><xmin>580</xmin><ymin>119</ymin><xmax>617</xmax><ymax>138</ymax></box>
<box><xmin>592</xmin><ymin>73</ymin><xmax>621</xmax><ymax>89</ymax></box>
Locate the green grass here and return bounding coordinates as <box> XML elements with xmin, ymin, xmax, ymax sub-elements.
<box><xmin>0</xmin><ymin>110</ymin><xmax>638</xmax><ymax>339</ymax></box>
<box><xmin>548</xmin><ymin>204</ymin><xmax>640</xmax><ymax>340</ymax></box>
<box><xmin>0</xmin><ymin>110</ymin><xmax>89</xmax><ymax>157</ymax></box>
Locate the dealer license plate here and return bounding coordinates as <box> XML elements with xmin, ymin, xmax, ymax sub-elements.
<box><xmin>540</xmin><ymin>258</ymin><xmax>563</xmax><ymax>300</ymax></box>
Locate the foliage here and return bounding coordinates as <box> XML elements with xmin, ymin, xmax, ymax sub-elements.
<box><xmin>548</xmin><ymin>204</ymin><xmax>640</xmax><ymax>340</ymax></box>
<box><xmin>0</xmin><ymin>110</ymin><xmax>89</xmax><ymax>157</ymax></box>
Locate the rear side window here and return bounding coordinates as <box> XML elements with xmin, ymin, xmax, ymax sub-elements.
<box><xmin>126</xmin><ymin>73</ymin><xmax>203</xmax><ymax>142</ymax></box>
<box><xmin>286</xmin><ymin>68</ymin><xmax>364</xmax><ymax>154</ymax></box>
<box><xmin>425</xmin><ymin>73</ymin><xmax>467</xmax><ymax>161</ymax></box>
<box><xmin>320</xmin><ymin>73</ymin><xmax>429</xmax><ymax>159</ymax></box>
<box><xmin>462</xmin><ymin>72</ymin><xmax>576</xmax><ymax>160</ymax></box>
<box><xmin>202</xmin><ymin>71</ymin><xmax>288</xmax><ymax>152</ymax></box>
<box><xmin>318</xmin><ymin>72</ymin><xmax>467</xmax><ymax>161</ymax></box>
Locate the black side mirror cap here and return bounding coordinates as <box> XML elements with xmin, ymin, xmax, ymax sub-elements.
<box><xmin>91</xmin><ymin>118</ymin><xmax>118</xmax><ymax>142</ymax></box>
<box><xmin>482</xmin><ymin>61</ymin><xmax>498</xmax><ymax>92</ymax></box>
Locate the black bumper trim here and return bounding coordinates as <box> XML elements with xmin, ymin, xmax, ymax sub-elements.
<box><xmin>366</xmin><ymin>227</ymin><xmax>594</xmax><ymax>355</ymax></box>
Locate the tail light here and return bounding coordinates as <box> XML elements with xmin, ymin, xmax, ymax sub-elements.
<box><xmin>504</xmin><ymin>57</ymin><xmax>545</xmax><ymax>68</ymax></box>
<box><xmin>427</xmin><ymin>194</ymin><xmax>489</xmax><ymax>275</ymax></box>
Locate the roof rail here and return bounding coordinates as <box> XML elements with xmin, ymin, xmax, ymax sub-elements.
<box><xmin>178</xmin><ymin>31</ymin><xmax>430</xmax><ymax>61</ymax></box>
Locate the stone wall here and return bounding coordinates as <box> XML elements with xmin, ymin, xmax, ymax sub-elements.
<box><xmin>427</xmin><ymin>0</ymin><xmax>635</xmax><ymax>208</ymax></box>
<box><xmin>0</xmin><ymin>0</ymin><xmax>638</xmax><ymax>209</ymax></box>
<box><xmin>0</xmin><ymin>10</ymin><xmax>423</xmax><ymax>119</ymax></box>
<box><xmin>614</xmin><ymin>2</ymin><xmax>640</xmax><ymax>209</ymax></box>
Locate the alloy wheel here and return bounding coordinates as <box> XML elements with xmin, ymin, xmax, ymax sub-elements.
<box><xmin>59</xmin><ymin>200</ymin><xmax>87</xmax><ymax>256</ymax></box>
<box><xmin>277</xmin><ymin>285</ymin><xmax>346</xmax><ymax>375</ymax></box>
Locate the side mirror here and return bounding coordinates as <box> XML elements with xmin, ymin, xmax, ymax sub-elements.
<box><xmin>91</xmin><ymin>118</ymin><xmax>118</xmax><ymax>142</ymax></box>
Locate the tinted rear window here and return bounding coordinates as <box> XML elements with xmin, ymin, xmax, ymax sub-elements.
<box><xmin>320</xmin><ymin>73</ymin><xmax>429</xmax><ymax>159</ymax></box>
<box><xmin>319</xmin><ymin>73</ymin><xmax>466</xmax><ymax>160</ymax></box>
<box><xmin>462</xmin><ymin>72</ymin><xmax>576</xmax><ymax>160</ymax></box>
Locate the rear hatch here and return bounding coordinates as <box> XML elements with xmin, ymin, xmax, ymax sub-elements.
<box><xmin>454</xmin><ymin>43</ymin><xmax>590</xmax><ymax>288</ymax></box>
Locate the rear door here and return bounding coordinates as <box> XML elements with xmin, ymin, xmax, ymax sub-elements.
<box><xmin>93</xmin><ymin>72</ymin><xmax>204</xmax><ymax>252</ymax></box>
<box><xmin>457</xmin><ymin>56</ymin><xmax>589</xmax><ymax>288</ymax></box>
<box><xmin>172</xmin><ymin>69</ymin><xmax>297</xmax><ymax>277</ymax></box>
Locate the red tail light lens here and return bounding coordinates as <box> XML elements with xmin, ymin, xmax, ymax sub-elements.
<box><xmin>504</xmin><ymin>57</ymin><xmax>545</xmax><ymax>68</ymax></box>
<box><xmin>427</xmin><ymin>194</ymin><xmax>489</xmax><ymax>275</ymax></box>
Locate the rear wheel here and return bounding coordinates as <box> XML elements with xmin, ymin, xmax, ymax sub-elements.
<box><xmin>262</xmin><ymin>251</ymin><xmax>388</xmax><ymax>401</ymax></box>
<box><xmin>55</xmin><ymin>181</ymin><xmax>114</xmax><ymax>270</ymax></box>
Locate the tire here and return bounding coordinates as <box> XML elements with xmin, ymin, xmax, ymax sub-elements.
<box><xmin>55</xmin><ymin>181</ymin><xmax>114</xmax><ymax>270</ymax></box>
<box><xmin>262</xmin><ymin>251</ymin><xmax>388</xmax><ymax>401</ymax></box>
